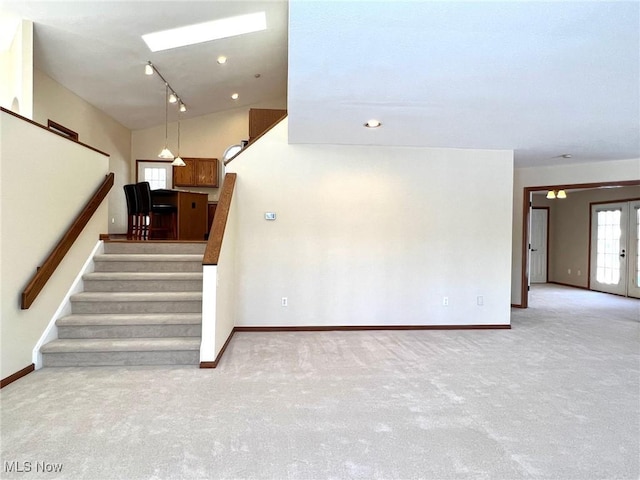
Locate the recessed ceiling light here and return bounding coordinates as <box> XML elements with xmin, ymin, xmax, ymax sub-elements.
<box><xmin>217</xmin><ymin>56</ymin><xmax>227</xmax><ymax>64</ymax></box>
<box><xmin>364</xmin><ymin>119</ymin><xmax>381</xmax><ymax>128</ymax></box>
<box><xmin>561</xmin><ymin>154</ymin><xmax>572</xmax><ymax>158</ymax></box>
<box><xmin>142</xmin><ymin>12</ymin><xmax>267</xmax><ymax>52</ymax></box>
<box><xmin>231</xmin><ymin>93</ymin><xmax>239</xmax><ymax>100</ymax></box>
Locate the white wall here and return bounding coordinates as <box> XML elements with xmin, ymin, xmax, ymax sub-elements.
<box><xmin>32</xmin><ymin>69</ymin><xmax>131</xmax><ymax>234</ymax></box>
<box><xmin>214</xmin><ymin>193</ymin><xmax>237</xmax><ymax>352</ymax></box>
<box><xmin>511</xmin><ymin>158</ymin><xmax>640</xmax><ymax>305</ymax></box>
<box><xmin>0</xmin><ymin>110</ymin><xmax>109</xmax><ymax>379</ymax></box>
<box><xmin>131</xmin><ymin>98</ymin><xmax>286</xmax><ymax>201</ymax></box>
<box><xmin>0</xmin><ymin>19</ymin><xmax>33</xmax><ymax>118</ymax></box>
<box><xmin>227</xmin><ymin>119</ymin><xmax>514</xmax><ymax>327</ymax></box>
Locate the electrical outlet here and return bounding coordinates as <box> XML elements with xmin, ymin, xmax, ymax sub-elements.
<box><xmin>442</xmin><ymin>297</ymin><xmax>449</xmax><ymax>306</ymax></box>
<box><xmin>111</xmin><ymin>217</ymin><xmax>115</xmax><ymax>224</ymax></box>
<box><xmin>281</xmin><ymin>297</ymin><xmax>288</xmax><ymax>307</ymax></box>
<box><xmin>477</xmin><ymin>296</ymin><xmax>484</xmax><ymax>306</ymax></box>
<box><xmin>568</xmin><ymin>268</ymin><xmax>571</xmax><ymax>275</ymax></box>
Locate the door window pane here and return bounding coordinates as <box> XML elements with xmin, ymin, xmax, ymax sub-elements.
<box><xmin>596</xmin><ymin>209</ymin><xmax>621</xmax><ymax>285</ymax></box>
<box><xmin>144</xmin><ymin>167</ymin><xmax>167</xmax><ymax>190</ymax></box>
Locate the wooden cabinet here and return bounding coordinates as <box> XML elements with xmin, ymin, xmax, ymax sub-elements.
<box><xmin>173</xmin><ymin>157</ymin><xmax>219</xmax><ymax>188</ymax></box>
<box><xmin>249</xmin><ymin>108</ymin><xmax>287</xmax><ymax>142</ymax></box>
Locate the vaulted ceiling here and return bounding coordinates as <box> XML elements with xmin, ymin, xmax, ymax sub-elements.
<box><xmin>2</xmin><ymin>1</ymin><xmax>639</xmax><ymax>168</ymax></box>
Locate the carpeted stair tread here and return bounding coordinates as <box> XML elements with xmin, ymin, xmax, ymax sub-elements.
<box><xmin>41</xmin><ymin>337</ymin><xmax>201</xmax><ymax>353</ymax></box>
<box><xmin>93</xmin><ymin>254</ymin><xmax>204</xmax><ymax>262</ymax></box>
<box><xmin>57</xmin><ymin>313</ymin><xmax>202</xmax><ymax>326</ymax></box>
<box><xmin>83</xmin><ymin>272</ymin><xmax>203</xmax><ymax>281</ymax></box>
<box><xmin>71</xmin><ymin>291</ymin><xmax>202</xmax><ymax>302</ymax></box>
<box><xmin>103</xmin><ymin>241</ymin><xmax>206</xmax><ymax>255</ymax></box>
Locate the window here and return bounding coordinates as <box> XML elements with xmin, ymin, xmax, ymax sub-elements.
<box><xmin>136</xmin><ymin>160</ymin><xmax>173</xmax><ymax>189</ymax></box>
<box><xmin>144</xmin><ymin>167</ymin><xmax>167</xmax><ymax>190</ymax></box>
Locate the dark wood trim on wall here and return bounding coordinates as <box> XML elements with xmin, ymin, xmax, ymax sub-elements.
<box><xmin>199</xmin><ymin>328</ymin><xmax>236</xmax><ymax>368</ymax></box>
<box><xmin>199</xmin><ymin>323</ymin><xmax>511</xmax><ymax>368</ymax></box>
<box><xmin>47</xmin><ymin>119</ymin><xmax>79</xmax><ymax>141</ymax></box>
<box><xmin>1</xmin><ymin>107</ymin><xmax>109</xmax><ymax>157</ymax></box>
<box><xmin>548</xmin><ymin>281</ymin><xmax>589</xmax><ymax>291</ymax></box>
<box><xmin>1</xmin><ymin>364</ymin><xmax>35</xmax><ymax>389</ymax></box>
<box><xmin>521</xmin><ymin>180</ymin><xmax>640</xmax><ymax>309</ymax></box>
<box><xmin>234</xmin><ymin>325</ymin><xmax>511</xmax><ymax>332</ymax></box>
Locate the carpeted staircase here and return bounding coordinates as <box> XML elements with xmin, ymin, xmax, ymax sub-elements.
<box><xmin>40</xmin><ymin>241</ymin><xmax>206</xmax><ymax>367</ymax></box>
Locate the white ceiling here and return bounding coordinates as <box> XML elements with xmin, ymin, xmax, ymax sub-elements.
<box><xmin>1</xmin><ymin>1</ymin><xmax>289</xmax><ymax>130</ymax></box>
<box><xmin>1</xmin><ymin>1</ymin><xmax>639</xmax><ymax>169</ymax></box>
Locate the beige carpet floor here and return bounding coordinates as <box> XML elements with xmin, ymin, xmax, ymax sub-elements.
<box><xmin>1</xmin><ymin>284</ymin><xmax>638</xmax><ymax>480</ymax></box>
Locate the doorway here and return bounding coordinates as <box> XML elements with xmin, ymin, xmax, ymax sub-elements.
<box><xmin>521</xmin><ymin>180</ymin><xmax>640</xmax><ymax>308</ymax></box>
<box><xmin>530</xmin><ymin>208</ymin><xmax>548</xmax><ymax>283</ymax></box>
<box><xmin>590</xmin><ymin>200</ymin><xmax>640</xmax><ymax>298</ymax></box>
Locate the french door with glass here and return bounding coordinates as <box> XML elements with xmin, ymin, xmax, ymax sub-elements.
<box><xmin>590</xmin><ymin>201</ymin><xmax>640</xmax><ymax>298</ymax></box>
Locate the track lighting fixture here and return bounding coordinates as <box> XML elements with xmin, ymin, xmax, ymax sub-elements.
<box><xmin>158</xmin><ymin>84</ymin><xmax>174</xmax><ymax>159</ymax></box>
<box><xmin>145</xmin><ymin>62</ymin><xmax>188</xmax><ymax>161</ymax></box>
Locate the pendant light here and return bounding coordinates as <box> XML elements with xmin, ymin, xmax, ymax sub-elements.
<box><xmin>172</xmin><ymin>120</ymin><xmax>186</xmax><ymax>167</ymax></box>
<box><xmin>158</xmin><ymin>84</ymin><xmax>174</xmax><ymax>159</ymax></box>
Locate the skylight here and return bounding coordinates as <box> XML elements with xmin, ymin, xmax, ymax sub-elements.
<box><xmin>142</xmin><ymin>12</ymin><xmax>267</xmax><ymax>52</ymax></box>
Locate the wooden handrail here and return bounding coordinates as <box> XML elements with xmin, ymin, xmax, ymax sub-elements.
<box><xmin>21</xmin><ymin>173</ymin><xmax>115</xmax><ymax>309</ymax></box>
<box><xmin>203</xmin><ymin>173</ymin><xmax>237</xmax><ymax>265</ymax></box>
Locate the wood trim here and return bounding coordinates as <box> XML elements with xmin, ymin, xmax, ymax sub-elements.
<box><xmin>47</xmin><ymin>119</ymin><xmax>78</xmax><ymax>141</ymax></box>
<box><xmin>200</xmin><ymin>328</ymin><xmax>237</xmax><ymax>369</ymax></box>
<box><xmin>590</xmin><ymin>196</ymin><xmax>640</xmax><ymax>206</ymax></box>
<box><xmin>511</xmin><ymin>303</ymin><xmax>524</xmax><ymax>308</ymax></box>
<box><xmin>234</xmin><ymin>325</ymin><xmax>511</xmax><ymax>332</ymax></box>
<box><xmin>522</xmin><ymin>189</ymin><xmax>532</xmax><ymax>308</ymax></box>
<box><xmin>224</xmin><ymin>113</ymin><xmax>288</xmax><ymax>166</ymax></box>
<box><xmin>21</xmin><ymin>173</ymin><xmax>115</xmax><ymax>309</ymax></box>
<box><xmin>1</xmin><ymin>364</ymin><xmax>35</xmax><ymax>388</ymax></box>
<box><xmin>521</xmin><ymin>179</ymin><xmax>640</xmax><ymax>309</ymax></box>
<box><xmin>203</xmin><ymin>173</ymin><xmax>236</xmax><ymax>265</ymax></box>
<box><xmin>548</xmin><ymin>281</ymin><xmax>589</xmax><ymax>290</ymax></box>
<box><xmin>532</xmin><ymin>207</ymin><xmax>550</xmax><ymax>283</ymax></box>
<box><xmin>1</xmin><ymin>107</ymin><xmax>109</xmax><ymax>157</ymax></box>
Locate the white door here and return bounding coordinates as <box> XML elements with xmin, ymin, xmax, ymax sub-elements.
<box><xmin>590</xmin><ymin>203</ymin><xmax>627</xmax><ymax>296</ymax></box>
<box><xmin>530</xmin><ymin>208</ymin><xmax>548</xmax><ymax>283</ymax></box>
<box><xmin>136</xmin><ymin>161</ymin><xmax>173</xmax><ymax>190</ymax></box>
<box><xmin>627</xmin><ymin>201</ymin><xmax>640</xmax><ymax>299</ymax></box>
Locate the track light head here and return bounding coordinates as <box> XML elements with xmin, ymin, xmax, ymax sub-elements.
<box><xmin>145</xmin><ymin>62</ymin><xmax>154</xmax><ymax>75</ymax></box>
<box><xmin>168</xmin><ymin>92</ymin><xmax>178</xmax><ymax>104</ymax></box>
<box><xmin>179</xmin><ymin>102</ymin><xmax>187</xmax><ymax>112</ymax></box>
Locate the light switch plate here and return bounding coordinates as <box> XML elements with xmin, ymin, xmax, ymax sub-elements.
<box><xmin>265</xmin><ymin>212</ymin><xmax>276</xmax><ymax>221</ymax></box>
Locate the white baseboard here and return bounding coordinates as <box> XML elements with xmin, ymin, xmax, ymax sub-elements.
<box><xmin>32</xmin><ymin>240</ymin><xmax>104</xmax><ymax>369</ymax></box>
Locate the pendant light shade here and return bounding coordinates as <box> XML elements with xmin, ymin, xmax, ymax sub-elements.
<box><xmin>172</xmin><ymin>156</ymin><xmax>186</xmax><ymax>167</ymax></box>
<box><xmin>172</xmin><ymin>119</ymin><xmax>186</xmax><ymax>166</ymax></box>
<box><xmin>158</xmin><ymin>84</ymin><xmax>174</xmax><ymax>159</ymax></box>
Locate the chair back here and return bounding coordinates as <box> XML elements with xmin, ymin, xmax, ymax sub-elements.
<box><xmin>136</xmin><ymin>182</ymin><xmax>152</xmax><ymax>215</ymax></box>
<box><xmin>123</xmin><ymin>184</ymin><xmax>139</xmax><ymax>215</ymax></box>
